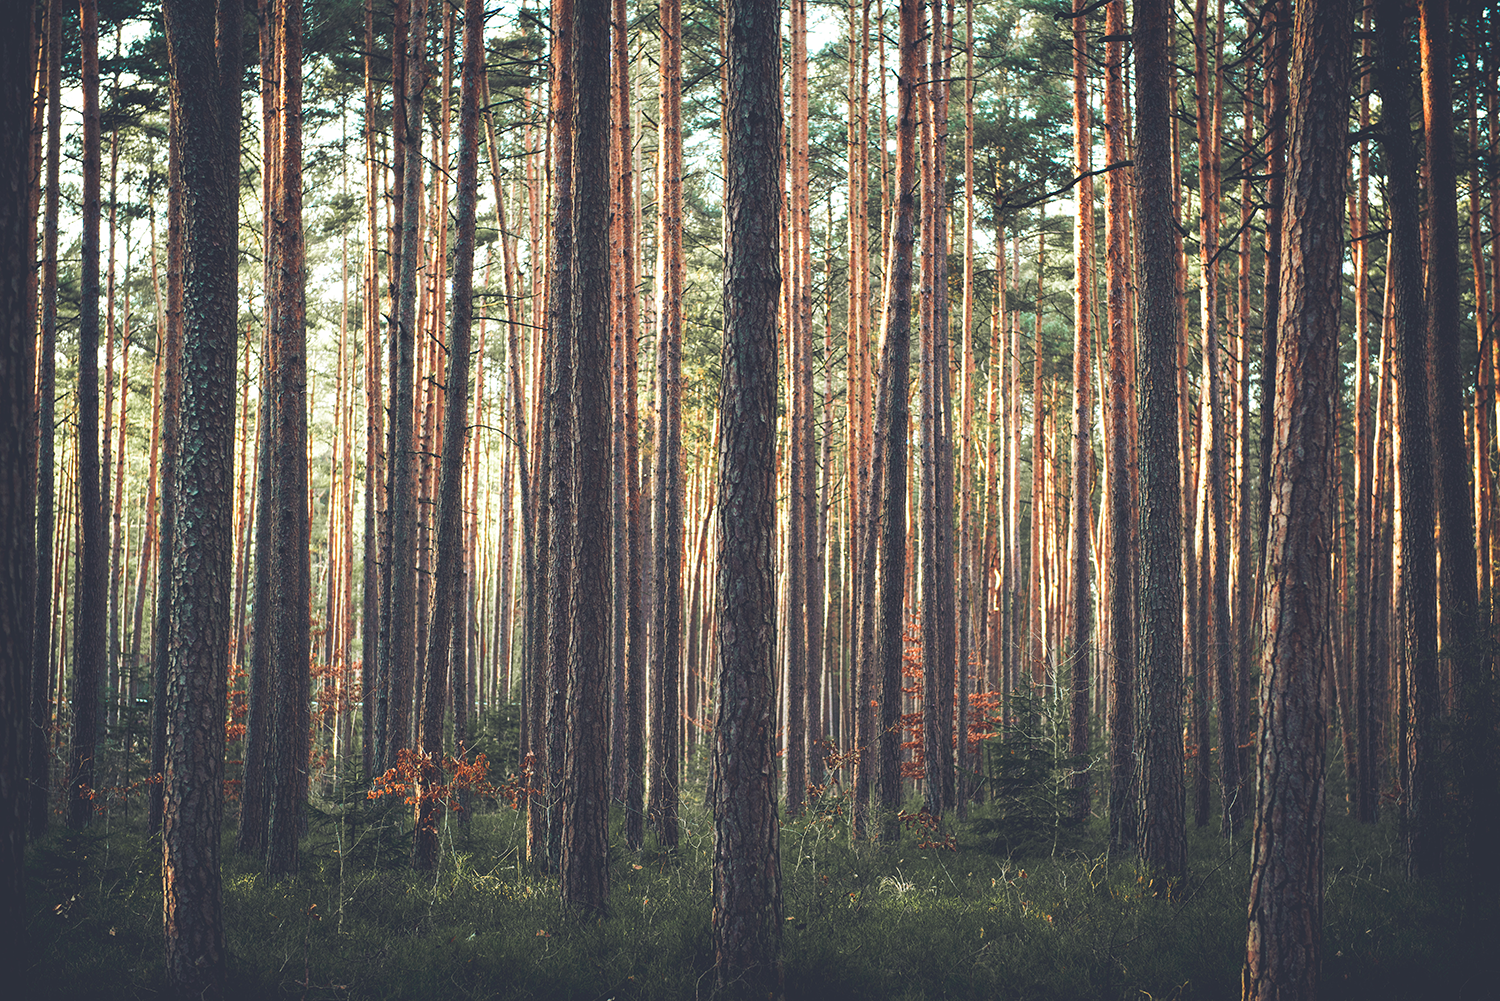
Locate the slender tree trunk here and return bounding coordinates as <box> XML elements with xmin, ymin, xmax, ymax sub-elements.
<box><xmin>713</xmin><ymin>0</ymin><xmax>784</xmax><ymax>980</ymax></box>
<box><xmin>542</xmin><ymin>0</ymin><xmax>575</xmax><ymax>874</ymax></box>
<box><xmin>1134</xmin><ymin>0</ymin><xmax>1186</xmax><ymax>880</ymax></box>
<box><xmin>857</xmin><ymin>0</ymin><xmax>919</xmax><ymax>840</ymax></box>
<box><xmin>1257</xmin><ymin>0</ymin><xmax>1288</xmax><ymax>566</ymax></box>
<box><xmin>956</xmin><ymin>0</ymin><xmax>976</xmax><ymax>818</ymax></box>
<box><xmin>265</xmin><ymin>0</ymin><xmax>310</xmax><ymax>877</ymax></box>
<box><xmin>361</xmin><ymin>0</ymin><xmax>383</xmax><ymax>785</ymax></box>
<box><xmin>1242</xmin><ymin>0</ymin><xmax>1350</xmax><ymax>992</ymax></box>
<box><xmin>413</xmin><ymin>0</ymin><xmax>483</xmax><ymax>873</ymax></box>
<box><xmin>0</xmin><ymin>0</ymin><xmax>38</xmax><ymax>967</ymax></box>
<box><xmin>30</xmin><ymin>0</ymin><xmax>62</xmax><ymax>838</ymax></box>
<box><xmin>1376</xmin><ymin>0</ymin><xmax>1441</xmax><ymax>881</ymax></box>
<box><xmin>1102</xmin><ymin>0</ymin><xmax>1135</xmax><ymax>853</ymax></box>
<box><xmin>561</xmin><ymin>0</ymin><xmax>611</xmax><ymax>914</ymax></box>
<box><xmin>920</xmin><ymin>0</ymin><xmax>956</xmax><ymax>821</ymax></box>
<box><xmin>649</xmin><ymin>0</ymin><xmax>683</xmax><ymax>847</ymax></box>
<box><xmin>70</xmin><ymin>0</ymin><xmax>106</xmax><ymax>833</ymax></box>
<box><xmin>387</xmin><ymin>0</ymin><xmax>430</xmax><ymax>777</ymax></box>
<box><xmin>160</xmin><ymin>0</ymin><xmax>240</xmax><ymax>992</ymax></box>
<box><xmin>1422</xmin><ymin>0</ymin><xmax>1494</xmax><ymax>904</ymax></box>
<box><xmin>619</xmin><ymin>5</ymin><xmax>648</xmax><ymax>847</ymax></box>
<box><xmin>1067</xmin><ymin>0</ymin><xmax>1094</xmax><ymax>825</ymax></box>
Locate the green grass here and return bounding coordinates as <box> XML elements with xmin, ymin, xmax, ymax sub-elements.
<box><xmin>23</xmin><ymin>776</ymin><xmax>1492</xmax><ymax>999</ymax></box>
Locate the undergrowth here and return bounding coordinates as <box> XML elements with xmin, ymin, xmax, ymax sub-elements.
<box><xmin>23</xmin><ymin>761</ymin><xmax>1491</xmax><ymax>1000</ymax></box>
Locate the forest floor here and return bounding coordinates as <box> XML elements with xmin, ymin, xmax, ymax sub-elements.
<box><xmin>23</xmin><ymin>754</ymin><xmax>1496</xmax><ymax>1000</ymax></box>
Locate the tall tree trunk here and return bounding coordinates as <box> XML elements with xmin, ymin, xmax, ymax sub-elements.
<box><xmin>561</xmin><ymin>0</ymin><xmax>611</xmax><ymax>914</ymax></box>
<box><xmin>70</xmin><ymin>0</ymin><xmax>106</xmax><ymax>833</ymax></box>
<box><xmin>1102</xmin><ymin>0</ymin><xmax>1136</xmax><ymax>853</ymax></box>
<box><xmin>1242</xmin><ymin>0</ymin><xmax>1350</xmax><ymax>991</ymax></box>
<box><xmin>1196</xmin><ymin>0</ymin><xmax>1239</xmax><ymax>835</ymax></box>
<box><xmin>1351</xmin><ymin>10</ymin><xmax>1375</xmax><ymax>823</ymax></box>
<box><xmin>1422</xmin><ymin>0</ymin><xmax>1494</xmax><ymax>904</ymax></box>
<box><xmin>265</xmin><ymin>0</ymin><xmax>310</xmax><ymax>877</ymax></box>
<box><xmin>857</xmin><ymin>0</ymin><xmax>919</xmax><ymax>840</ymax></box>
<box><xmin>160</xmin><ymin>0</ymin><xmax>240</xmax><ymax>992</ymax></box>
<box><xmin>150</xmin><ymin>156</ymin><xmax>184</xmax><ymax>838</ymax></box>
<box><xmin>0</xmin><ymin>0</ymin><xmax>39</xmax><ymax>968</ymax></box>
<box><xmin>542</xmin><ymin>0</ymin><xmax>575</xmax><ymax>874</ymax></box>
<box><xmin>361</xmin><ymin>0</ymin><xmax>383</xmax><ymax>785</ymax></box>
<box><xmin>1067</xmin><ymin>0</ymin><xmax>1094</xmax><ymax>825</ymax></box>
<box><xmin>1134</xmin><ymin>0</ymin><xmax>1186</xmax><ymax>880</ymax></box>
<box><xmin>713</xmin><ymin>0</ymin><xmax>784</xmax><ymax>981</ymax></box>
<box><xmin>413</xmin><ymin>0</ymin><xmax>483</xmax><ymax>873</ymax></box>
<box><xmin>616</xmin><ymin>0</ymin><xmax>647</xmax><ymax>847</ymax></box>
<box><xmin>649</xmin><ymin>0</ymin><xmax>683</xmax><ymax>847</ymax></box>
<box><xmin>920</xmin><ymin>0</ymin><xmax>956</xmax><ymax>821</ymax></box>
<box><xmin>386</xmin><ymin>0</ymin><xmax>429</xmax><ymax>774</ymax></box>
<box><xmin>30</xmin><ymin>0</ymin><xmax>62</xmax><ymax>838</ymax></box>
<box><xmin>1376</xmin><ymin>0</ymin><xmax>1441</xmax><ymax>881</ymax></box>
<box><xmin>1256</xmin><ymin>0</ymin><xmax>1288</xmax><ymax>567</ymax></box>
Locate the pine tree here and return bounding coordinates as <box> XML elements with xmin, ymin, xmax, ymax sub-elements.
<box><xmin>712</xmin><ymin>0</ymin><xmax>784</xmax><ymax>985</ymax></box>
<box><xmin>1134</xmin><ymin>0</ymin><xmax>1186</xmax><ymax>880</ymax></box>
<box><xmin>160</xmin><ymin>0</ymin><xmax>241</xmax><ymax>992</ymax></box>
<box><xmin>1243</xmin><ymin>0</ymin><xmax>1351</xmax><ymax>990</ymax></box>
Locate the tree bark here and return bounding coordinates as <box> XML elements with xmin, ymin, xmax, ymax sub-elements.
<box><xmin>1376</xmin><ymin>0</ymin><xmax>1441</xmax><ymax>882</ymax></box>
<box><xmin>30</xmin><ymin>0</ymin><xmax>61</xmax><ymax>839</ymax></box>
<box><xmin>713</xmin><ymin>0</ymin><xmax>784</xmax><ymax>985</ymax></box>
<box><xmin>1256</xmin><ymin>0</ymin><xmax>1288</xmax><ymax>569</ymax></box>
<box><xmin>1102</xmin><ymin>0</ymin><xmax>1135</xmax><ymax>853</ymax></box>
<box><xmin>541</xmin><ymin>0</ymin><xmax>575</xmax><ymax>875</ymax></box>
<box><xmin>1134</xmin><ymin>0</ymin><xmax>1186</xmax><ymax>880</ymax></box>
<box><xmin>1422</xmin><ymin>0</ymin><xmax>1494</xmax><ymax>904</ymax></box>
<box><xmin>649</xmin><ymin>0</ymin><xmax>684</xmax><ymax>847</ymax></box>
<box><xmin>413</xmin><ymin>0</ymin><xmax>484</xmax><ymax>873</ymax></box>
<box><xmin>265</xmin><ymin>0</ymin><xmax>310</xmax><ymax>877</ymax></box>
<box><xmin>560</xmin><ymin>0</ymin><xmax>611</xmax><ymax>915</ymax></box>
<box><xmin>1067</xmin><ymin>0</ymin><xmax>1094</xmax><ymax>825</ymax></box>
<box><xmin>69</xmin><ymin>0</ymin><xmax>106</xmax><ymax>833</ymax></box>
<box><xmin>1242</xmin><ymin>0</ymin><xmax>1350</xmax><ymax>992</ymax></box>
<box><xmin>0</xmin><ymin>0</ymin><xmax>38</xmax><ymax>971</ymax></box>
<box><xmin>160</xmin><ymin>0</ymin><xmax>240</xmax><ymax>993</ymax></box>
<box><xmin>387</xmin><ymin>0</ymin><xmax>431</xmax><ymax>773</ymax></box>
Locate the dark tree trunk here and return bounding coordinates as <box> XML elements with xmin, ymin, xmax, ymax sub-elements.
<box><xmin>361</xmin><ymin>0</ymin><xmax>383</xmax><ymax>787</ymax></box>
<box><xmin>1257</xmin><ymin>0</ymin><xmax>1288</xmax><ymax>567</ymax></box>
<box><xmin>1242</xmin><ymin>0</ymin><xmax>1350</xmax><ymax>992</ymax></box>
<box><xmin>1376</xmin><ymin>0</ymin><xmax>1441</xmax><ymax>882</ymax></box>
<box><xmin>920</xmin><ymin>0</ymin><xmax>956</xmax><ymax>821</ymax></box>
<box><xmin>160</xmin><ymin>0</ymin><xmax>240</xmax><ymax>994</ymax></box>
<box><xmin>0</xmin><ymin>0</ymin><xmax>38</xmax><ymax>969</ymax></box>
<box><xmin>542</xmin><ymin>0</ymin><xmax>575</xmax><ymax>874</ymax></box>
<box><xmin>70</xmin><ymin>0</ymin><xmax>107</xmax><ymax>833</ymax></box>
<box><xmin>413</xmin><ymin>0</ymin><xmax>483</xmax><ymax>873</ymax></box>
<box><xmin>1067</xmin><ymin>0</ymin><xmax>1093</xmax><ymax>826</ymax></box>
<box><xmin>649</xmin><ymin>0</ymin><xmax>683</xmax><ymax>848</ymax></box>
<box><xmin>239</xmin><ymin>0</ymin><xmax>279</xmax><ymax>857</ymax></box>
<box><xmin>560</xmin><ymin>0</ymin><xmax>611</xmax><ymax>914</ymax></box>
<box><xmin>859</xmin><ymin>0</ymin><xmax>919</xmax><ymax>840</ymax></box>
<box><xmin>1422</xmin><ymin>0</ymin><xmax>1495</xmax><ymax>905</ymax></box>
<box><xmin>712</xmin><ymin>0</ymin><xmax>784</xmax><ymax>986</ymax></box>
<box><xmin>1102</xmin><ymin>0</ymin><xmax>1136</xmax><ymax>853</ymax></box>
<box><xmin>616</xmin><ymin>0</ymin><xmax>647</xmax><ymax>852</ymax></box>
<box><xmin>387</xmin><ymin>0</ymin><xmax>430</xmax><ymax>772</ymax></box>
<box><xmin>1134</xmin><ymin>0</ymin><xmax>1186</xmax><ymax>880</ymax></box>
<box><xmin>151</xmin><ymin>125</ymin><xmax>184</xmax><ymax>839</ymax></box>
<box><xmin>265</xmin><ymin>0</ymin><xmax>310</xmax><ymax>877</ymax></box>
<box><xmin>31</xmin><ymin>0</ymin><xmax>62</xmax><ymax>839</ymax></box>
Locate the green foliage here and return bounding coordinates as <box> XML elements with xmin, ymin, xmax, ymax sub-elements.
<box><xmin>972</xmin><ymin>692</ymin><xmax>1088</xmax><ymax>858</ymax></box>
<box><xmin>26</xmin><ymin>765</ymin><xmax>1489</xmax><ymax>1000</ymax></box>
